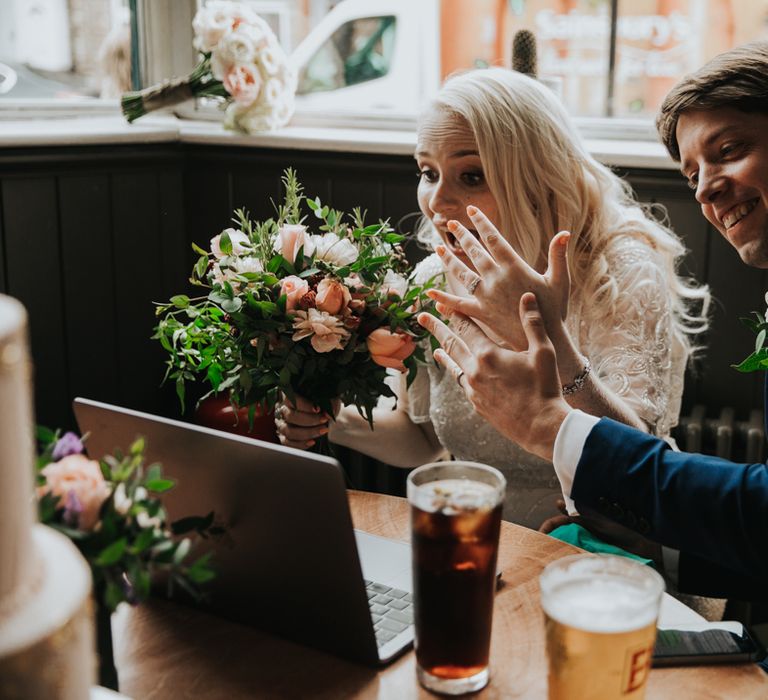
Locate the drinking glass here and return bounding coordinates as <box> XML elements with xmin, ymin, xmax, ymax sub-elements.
<box><xmin>539</xmin><ymin>554</ymin><xmax>665</xmax><ymax>700</ymax></box>
<box><xmin>407</xmin><ymin>460</ymin><xmax>506</xmax><ymax>695</ymax></box>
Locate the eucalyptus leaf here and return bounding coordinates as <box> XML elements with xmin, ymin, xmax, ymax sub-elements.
<box><xmin>95</xmin><ymin>538</ymin><xmax>127</xmax><ymax>567</ymax></box>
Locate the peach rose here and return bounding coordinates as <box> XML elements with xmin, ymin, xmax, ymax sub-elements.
<box><xmin>223</xmin><ymin>64</ymin><xmax>262</xmax><ymax>106</ymax></box>
<box><xmin>280</xmin><ymin>275</ymin><xmax>309</xmax><ymax>311</ymax></box>
<box><xmin>274</xmin><ymin>224</ymin><xmax>313</xmax><ymax>264</ymax></box>
<box><xmin>39</xmin><ymin>454</ymin><xmax>110</xmax><ymax>531</ymax></box>
<box><xmin>366</xmin><ymin>329</ymin><xmax>417</xmax><ymax>372</ymax></box>
<box><xmin>315</xmin><ymin>278</ymin><xmax>351</xmax><ymax>315</ymax></box>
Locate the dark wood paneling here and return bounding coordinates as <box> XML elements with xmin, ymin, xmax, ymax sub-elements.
<box><xmin>111</xmin><ymin>171</ymin><xmax>167</xmax><ymax>416</ymax></box>
<box><xmin>2</xmin><ymin>177</ymin><xmax>70</xmax><ymax>429</ymax></box>
<box><xmin>1</xmin><ymin>142</ymin><xmax>763</xmax><ymax>468</ymax></box>
<box><xmin>697</xmin><ymin>232</ymin><xmax>768</xmax><ymax>415</ymax></box>
<box><xmin>59</xmin><ymin>174</ymin><xmax>118</xmax><ymax>405</ymax></box>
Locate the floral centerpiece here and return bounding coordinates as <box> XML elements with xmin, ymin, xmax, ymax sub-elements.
<box><xmin>122</xmin><ymin>0</ymin><xmax>296</xmax><ymax>134</ymax></box>
<box><xmin>733</xmin><ymin>293</ymin><xmax>768</xmax><ymax>372</ymax></box>
<box><xmin>36</xmin><ymin>427</ymin><xmax>217</xmax><ymax>687</ymax></box>
<box><xmin>153</xmin><ymin>169</ymin><xmax>437</xmax><ymax>430</ymax></box>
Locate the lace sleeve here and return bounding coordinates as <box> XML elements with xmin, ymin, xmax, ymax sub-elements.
<box><xmin>406</xmin><ymin>253</ymin><xmax>444</xmax><ymax>425</ymax></box>
<box><xmin>577</xmin><ymin>236</ymin><xmax>687</xmax><ymax>437</ymax></box>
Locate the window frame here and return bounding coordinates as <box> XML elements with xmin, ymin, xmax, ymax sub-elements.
<box><xmin>0</xmin><ymin>0</ymin><xmax>668</xmax><ymax>147</ymax></box>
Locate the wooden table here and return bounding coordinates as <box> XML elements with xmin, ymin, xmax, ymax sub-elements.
<box><xmin>113</xmin><ymin>491</ymin><xmax>768</xmax><ymax>699</ymax></box>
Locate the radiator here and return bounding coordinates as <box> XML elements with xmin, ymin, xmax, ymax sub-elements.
<box><xmin>675</xmin><ymin>404</ymin><xmax>766</xmax><ymax>463</ymax></box>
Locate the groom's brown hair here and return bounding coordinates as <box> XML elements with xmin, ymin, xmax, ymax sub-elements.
<box><xmin>656</xmin><ymin>41</ymin><xmax>768</xmax><ymax>161</ymax></box>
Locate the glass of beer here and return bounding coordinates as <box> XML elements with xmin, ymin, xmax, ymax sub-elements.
<box><xmin>539</xmin><ymin>554</ymin><xmax>665</xmax><ymax>700</ymax></box>
<box><xmin>407</xmin><ymin>460</ymin><xmax>506</xmax><ymax>695</ymax></box>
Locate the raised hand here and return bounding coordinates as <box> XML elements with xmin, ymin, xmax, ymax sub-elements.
<box><xmin>417</xmin><ymin>293</ymin><xmax>571</xmax><ymax>461</ymax></box>
<box><xmin>274</xmin><ymin>394</ymin><xmax>338</xmax><ymax>450</ymax></box>
<box><xmin>428</xmin><ymin>205</ymin><xmax>570</xmax><ymax>351</ymax></box>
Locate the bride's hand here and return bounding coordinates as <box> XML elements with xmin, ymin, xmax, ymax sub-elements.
<box><xmin>428</xmin><ymin>205</ymin><xmax>570</xmax><ymax>351</ymax></box>
<box><xmin>274</xmin><ymin>394</ymin><xmax>339</xmax><ymax>450</ymax></box>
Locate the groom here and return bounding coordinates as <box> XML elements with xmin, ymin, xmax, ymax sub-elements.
<box><xmin>418</xmin><ymin>42</ymin><xmax>768</xmax><ymax>601</ymax></box>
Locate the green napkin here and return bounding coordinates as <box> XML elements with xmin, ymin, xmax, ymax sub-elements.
<box><xmin>548</xmin><ymin>523</ymin><xmax>655</xmax><ymax>568</ymax></box>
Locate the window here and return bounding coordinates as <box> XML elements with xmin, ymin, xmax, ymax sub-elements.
<box><xmin>509</xmin><ymin>0</ymin><xmax>768</xmax><ymax>118</ymax></box>
<box><xmin>297</xmin><ymin>16</ymin><xmax>396</xmax><ymax>95</ymax></box>
<box><xmin>0</xmin><ymin>0</ymin><xmax>131</xmax><ymax>101</ymax></box>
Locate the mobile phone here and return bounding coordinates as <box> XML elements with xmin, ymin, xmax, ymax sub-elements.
<box><xmin>652</xmin><ymin>621</ymin><xmax>766</xmax><ymax>667</ymax></box>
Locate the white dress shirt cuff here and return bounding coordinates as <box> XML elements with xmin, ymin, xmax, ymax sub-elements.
<box><xmin>552</xmin><ymin>409</ymin><xmax>601</xmax><ymax>516</ymax></box>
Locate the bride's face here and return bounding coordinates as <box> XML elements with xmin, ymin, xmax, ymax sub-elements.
<box><xmin>415</xmin><ymin>111</ymin><xmax>500</xmax><ymax>270</ymax></box>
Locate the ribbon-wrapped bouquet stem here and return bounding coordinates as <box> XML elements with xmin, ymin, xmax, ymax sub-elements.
<box><xmin>122</xmin><ymin>0</ymin><xmax>296</xmax><ymax>133</ymax></box>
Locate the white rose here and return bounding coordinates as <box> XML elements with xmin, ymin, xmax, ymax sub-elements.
<box><xmin>311</xmin><ymin>233</ymin><xmax>359</xmax><ymax>267</ymax></box>
<box><xmin>212</xmin><ymin>256</ymin><xmax>262</xmax><ymax>288</ymax></box>
<box><xmin>226</xmin><ymin>101</ymin><xmax>283</xmax><ymax>133</ymax></box>
<box><xmin>261</xmin><ymin>78</ymin><xmax>283</xmax><ymax>107</ymax></box>
<box><xmin>211</xmin><ymin>228</ymin><xmax>251</xmax><ymax>259</ymax></box>
<box><xmin>193</xmin><ymin>1</ymin><xmax>258</xmax><ymax>52</ymax></box>
<box><xmin>381</xmin><ymin>270</ymin><xmax>408</xmax><ymax>299</ymax></box>
<box><xmin>214</xmin><ymin>22</ymin><xmax>268</xmax><ymax>66</ymax></box>
<box><xmin>232</xmin><ymin>256</ymin><xmax>263</xmax><ymax>274</ymax></box>
<box><xmin>257</xmin><ymin>45</ymin><xmax>281</xmax><ymax>76</ymax></box>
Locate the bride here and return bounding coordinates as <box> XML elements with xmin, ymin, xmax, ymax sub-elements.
<box><xmin>276</xmin><ymin>67</ymin><xmax>709</xmax><ymax>530</ymax></box>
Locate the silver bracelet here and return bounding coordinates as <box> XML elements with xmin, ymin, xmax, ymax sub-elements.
<box><xmin>562</xmin><ymin>358</ymin><xmax>591</xmax><ymax>396</ymax></box>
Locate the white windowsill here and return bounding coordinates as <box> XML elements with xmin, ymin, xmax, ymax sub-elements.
<box><xmin>0</xmin><ymin>114</ymin><xmax>678</xmax><ymax>170</ymax></box>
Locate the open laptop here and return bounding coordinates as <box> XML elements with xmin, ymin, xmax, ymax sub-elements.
<box><xmin>73</xmin><ymin>397</ymin><xmax>414</xmax><ymax>665</ymax></box>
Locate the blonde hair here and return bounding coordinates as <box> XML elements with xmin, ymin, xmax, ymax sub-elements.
<box><xmin>418</xmin><ymin>67</ymin><xmax>709</xmax><ymax>356</ymax></box>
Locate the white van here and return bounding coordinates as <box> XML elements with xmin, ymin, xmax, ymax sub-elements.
<box><xmin>291</xmin><ymin>0</ymin><xmax>440</xmax><ymax>127</ymax></box>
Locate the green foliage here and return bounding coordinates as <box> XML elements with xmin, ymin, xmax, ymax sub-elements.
<box><xmin>153</xmin><ymin>169</ymin><xmax>439</xmax><ymax>425</ymax></box>
<box><xmin>36</xmin><ymin>429</ymin><xmax>218</xmax><ymax>613</ymax></box>
<box><xmin>733</xmin><ymin>310</ymin><xmax>768</xmax><ymax>373</ymax></box>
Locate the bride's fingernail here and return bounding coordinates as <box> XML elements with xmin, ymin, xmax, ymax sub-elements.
<box><xmin>436</xmin><ymin>245</ymin><xmax>446</xmax><ymax>256</ymax></box>
<box><xmin>467</xmin><ymin>205</ymin><xmax>478</xmax><ymax>216</ymax></box>
<box><xmin>447</xmin><ymin>220</ymin><xmax>458</xmax><ymax>232</ymax></box>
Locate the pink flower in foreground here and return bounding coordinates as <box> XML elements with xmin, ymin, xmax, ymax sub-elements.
<box><xmin>39</xmin><ymin>454</ymin><xmax>110</xmax><ymax>531</ymax></box>
<box><xmin>366</xmin><ymin>328</ymin><xmax>416</xmax><ymax>372</ymax></box>
<box><xmin>292</xmin><ymin>308</ymin><xmax>350</xmax><ymax>353</ymax></box>
<box><xmin>280</xmin><ymin>275</ymin><xmax>310</xmax><ymax>311</ymax></box>
<box><xmin>274</xmin><ymin>224</ymin><xmax>312</xmax><ymax>264</ymax></box>
<box><xmin>315</xmin><ymin>278</ymin><xmax>351</xmax><ymax>315</ymax></box>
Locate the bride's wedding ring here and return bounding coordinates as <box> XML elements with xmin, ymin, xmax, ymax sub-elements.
<box><xmin>466</xmin><ymin>276</ymin><xmax>481</xmax><ymax>295</ymax></box>
<box><xmin>455</xmin><ymin>369</ymin><xmax>466</xmax><ymax>387</ymax></box>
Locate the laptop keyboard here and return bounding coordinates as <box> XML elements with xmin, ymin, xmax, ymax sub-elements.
<box><xmin>365</xmin><ymin>580</ymin><xmax>415</xmax><ymax>648</ymax></box>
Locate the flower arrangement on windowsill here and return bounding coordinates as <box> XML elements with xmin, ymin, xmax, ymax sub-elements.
<box><xmin>35</xmin><ymin>427</ymin><xmax>218</xmax><ymax>688</ymax></box>
<box><xmin>153</xmin><ymin>169</ymin><xmax>438</xmax><ymax>432</ymax></box>
<box><xmin>733</xmin><ymin>294</ymin><xmax>768</xmax><ymax>372</ymax></box>
<box><xmin>122</xmin><ymin>0</ymin><xmax>296</xmax><ymax>134</ymax></box>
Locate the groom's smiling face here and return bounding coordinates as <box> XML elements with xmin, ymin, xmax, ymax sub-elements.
<box><xmin>677</xmin><ymin>107</ymin><xmax>768</xmax><ymax>268</ymax></box>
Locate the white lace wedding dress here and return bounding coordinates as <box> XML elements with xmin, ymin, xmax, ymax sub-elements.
<box><xmin>408</xmin><ymin>235</ymin><xmax>688</xmax><ymax>530</ymax></box>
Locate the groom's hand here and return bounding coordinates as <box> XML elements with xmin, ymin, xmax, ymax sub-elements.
<box><xmin>418</xmin><ymin>292</ymin><xmax>572</xmax><ymax>461</ymax></box>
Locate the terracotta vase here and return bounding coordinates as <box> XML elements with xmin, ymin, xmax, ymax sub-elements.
<box><xmin>195</xmin><ymin>395</ymin><xmax>279</xmax><ymax>443</ymax></box>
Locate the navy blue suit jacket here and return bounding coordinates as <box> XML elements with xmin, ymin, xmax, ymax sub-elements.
<box><xmin>572</xmin><ymin>418</ymin><xmax>768</xmax><ymax>600</ymax></box>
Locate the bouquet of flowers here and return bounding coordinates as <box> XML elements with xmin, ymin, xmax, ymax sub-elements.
<box><xmin>36</xmin><ymin>427</ymin><xmax>217</xmax><ymax>612</ymax></box>
<box><xmin>122</xmin><ymin>0</ymin><xmax>296</xmax><ymax>134</ymax></box>
<box><xmin>733</xmin><ymin>293</ymin><xmax>768</xmax><ymax>372</ymax></box>
<box><xmin>153</xmin><ymin>169</ymin><xmax>437</xmax><ymax>428</ymax></box>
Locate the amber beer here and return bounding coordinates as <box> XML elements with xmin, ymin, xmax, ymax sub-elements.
<box><xmin>540</xmin><ymin>555</ymin><xmax>665</xmax><ymax>700</ymax></box>
<box><xmin>408</xmin><ymin>461</ymin><xmax>506</xmax><ymax>696</ymax></box>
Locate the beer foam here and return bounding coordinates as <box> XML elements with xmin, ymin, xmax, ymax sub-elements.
<box><xmin>542</xmin><ymin>576</ymin><xmax>659</xmax><ymax>633</ymax></box>
<box><xmin>411</xmin><ymin>478</ymin><xmax>499</xmax><ymax>514</ymax></box>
